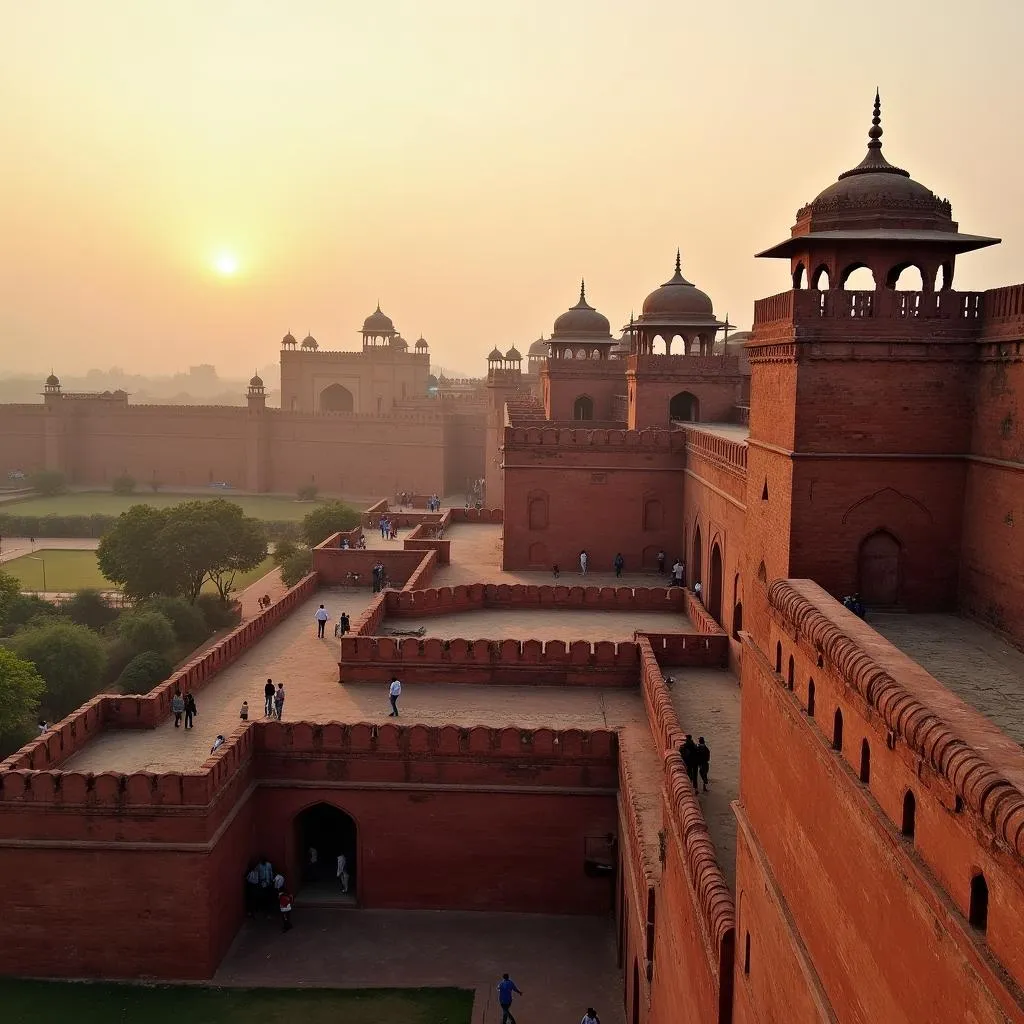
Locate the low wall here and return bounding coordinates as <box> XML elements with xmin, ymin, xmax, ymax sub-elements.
<box><xmin>339</xmin><ymin>636</ymin><xmax>641</xmax><ymax>686</ymax></box>
<box><xmin>402</xmin><ymin>522</ymin><xmax>451</xmax><ymax>564</ymax></box>
<box><xmin>449</xmin><ymin>506</ymin><xmax>503</xmax><ymax>523</ymax></box>
<box><xmin>311</xmin><ymin>544</ymin><xmax>434</xmax><ymax>587</ymax></box>
<box><xmin>684</xmin><ymin>589</ymin><xmax>728</xmax><ymax>637</ymax></box>
<box><xmin>639</xmin><ymin>632</ymin><xmax>729</xmax><ymax>668</ymax></box>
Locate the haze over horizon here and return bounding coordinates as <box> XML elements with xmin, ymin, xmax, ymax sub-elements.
<box><xmin>2</xmin><ymin>0</ymin><xmax>1021</xmax><ymax>378</ymax></box>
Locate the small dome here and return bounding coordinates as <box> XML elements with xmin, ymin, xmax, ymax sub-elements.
<box><xmin>282</xmin><ymin>332</ymin><xmax>296</xmax><ymax>346</ymax></box>
<box><xmin>528</xmin><ymin>336</ymin><xmax>549</xmax><ymax>356</ymax></box>
<box><xmin>487</xmin><ymin>347</ymin><xmax>504</xmax><ymax>361</ymax></box>
<box><xmin>552</xmin><ymin>281</ymin><xmax>612</xmax><ymax>338</ymax></box>
<box><xmin>415</xmin><ymin>336</ymin><xmax>429</xmax><ymax>350</ymax></box>
<box><xmin>301</xmin><ymin>334</ymin><xmax>318</xmax><ymax>350</ymax></box>
<box><xmin>392</xmin><ymin>335</ymin><xmax>409</xmax><ymax>350</ymax></box>
<box><xmin>641</xmin><ymin>253</ymin><xmax>714</xmax><ymax>318</ymax></box>
<box><xmin>45</xmin><ymin>373</ymin><xmax>60</xmax><ymax>387</ymax></box>
<box><xmin>249</xmin><ymin>374</ymin><xmax>264</xmax><ymax>388</ymax></box>
<box><xmin>362</xmin><ymin>304</ymin><xmax>394</xmax><ymax>334</ymax></box>
<box><xmin>505</xmin><ymin>346</ymin><xmax>522</xmax><ymax>361</ymax></box>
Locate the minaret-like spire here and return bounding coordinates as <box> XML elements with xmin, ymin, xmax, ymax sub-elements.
<box><xmin>579</xmin><ymin>278</ymin><xmax>586</xmax><ymax>304</ymax></box>
<box><xmin>839</xmin><ymin>88</ymin><xmax>908</xmax><ymax>179</ymax></box>
<box><xmin>675</xmin><ymin>248</ymin><xmax>682</xmax><ymax>274</ymax></box>
<box><xmin>867</xmin><ymin>88</ymin><xmax>882</xmax><ymax>150</ymax></box>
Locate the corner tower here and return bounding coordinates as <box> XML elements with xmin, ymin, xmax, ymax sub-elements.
<box><xmin>745</xmin><ymin>93</ymin><xmax>999</xmax><ymax>623</ymax></box>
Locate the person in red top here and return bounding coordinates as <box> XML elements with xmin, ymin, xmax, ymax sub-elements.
<box><xmin>278</xmin><ymin>888</ymin><xmax>293</xmax><ymax>932</ymax></box>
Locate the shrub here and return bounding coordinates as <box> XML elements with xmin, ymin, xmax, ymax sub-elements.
<box><xmin>272</xmin><ymin>538</ymin><xmax>298</xmax><ymax>565</ymax></box>
<box><xmin>195</xmin><ymin>593</ymin><xmax>241</xmax><ymax>633</ymax></box>
<box><xmin>280</xmin><ymin>549</ymin><xmax>313</xmax><ymax>588</ymax></box>
<box><xmin>112</xmin><ymin>473</ymin><xmax>136</xmax><ymax>495</ymax></box>
<box><xmin>28</xmin><ymin>470</ymin><xmax>67</xmax><ymax>496</ymax></box>
<box><xmin>61</xmin><ymin>589</ymin><xmax>119</xmax><ymax>631</ymax></box>
<box><xmin>116</xmin><ymin>650</ymin><xmax>173</xmax><ymax>693</ymax></box>
<box><xmin>0</xmin><ymin>593</ymin><xmax>59</xmax><ymax>635</ymax></box>
<box><xmin>139</xmin><ymin>595</ymin><xmax>209</xmax><ymax>644</ymax></box>
<box><xmin>300</xmin><ymin>501</ymin><xmax>360</xmax><ymax>547</ymax></box>
<box><xmin>296</xmin><ymin>483</ymin><xmax>319</xmax><ymax>502</ymax></box>
<box><xmin>116</xmin><ymin>609</ymin><xmax>176</xmax><ymax>655</ymax></box>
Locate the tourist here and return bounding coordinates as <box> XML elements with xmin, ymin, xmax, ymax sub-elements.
<box><xmin>278</xmin><ymin>887</ymin><xmax>293</xmax><ymax>932</ymax></box>
<box><xmin>307</xmin><ymin>847</ymin><xmax>318</xmax><ymax>881</ymax></box>
<box><xmin>239</xmin><ymin>700</ymin><xmax>249</xmax><ymax>722</ymax></box>
<box><xmin>496</xmin><ymin>973</ymin><xmax>523</xmax><ymax>1024</ymax></box>
<box><xmin>336</xmin><ymin>852</ymin><xmax>349</xmax><ymax>893</ymax></box>
<box><xmin>379</xmin><ymin>517</ymin><xmax>387</xmax><ymax>538</ymax></box>
<box><xmin>274</xmin><ymin>683</ymin><xmax>286</xmax><ymax>720</ymax></box>
<box><xmin>210</xmin><ymin>734</ymin><xmax>226</xmax><ymax>754</ymax></box>
<box><xmin>388</xmin><ymin>676</ymin><xmax>402</xmax><ymax>717</ymax></box>
<box><xmin>273</xmin><ymin>870</ymin><xmax>285</xmax><ymax>892</ymax></box>
<box><xmin>257</xmin><ymin>856</ymin><xmax>274</xmax><ymax>913</ymax></box>
<box><xmin>671</xmin><ymin>559</ymin><xmax>684</xmax><ymax>585</ymax></box>
<box><xmin>244</xmin><ymin>863</ymin><xmax>260</xmax><ymax>917</ymax></box>
<box><xmin>552</xmin><ymin>563</ymin><xmax>560</xmax><ymax>579</ymax></box>
<box><xmin>697</xmin><ymin>736</ymin><xmax>711</xmax><ymax>792</ymax></box>
<box><xmin>340</xmin><ymin>612</ymin><xmax>350</xmax><ymax>635</ymax></box>
<box><xmin>581</xmin><ymin>1008</ymin><xmax>601</xmax><ymax>1024</ymax></box>
<box><xmin>389</xmin><ymin>520</ymin><xmax>398</xmax><ymax>540</ymax></box>
<box><xmin>357</xmin><ymin>534</ymin><xmax>366</xmax><ymax>549</ymax></box>
<box><xmin>171</xmin><ymin>688</ymin><xmax>185</xmax><ymax>728</ymax></box>
<box><xmin>37</xmin><ymin>719</ymin><xmax>48</xmax><ymax>736</ymax></box>
<box><xmin>693</xmin><ymin>581</ymin><xmax>703</xmax><ymax>603</ymax></box>
<box><xmin>264</xmin><ymin>678</ymin><xmax>275</xmax><ymax>716</ymax></box>
<box><xmin>679</xmin><ymin>734</ymin><xmax>699</xmax><ymax>790</ymax></box>
<box><xmin>184</xmin><ymin>691</ymin><xmax>197</xmax><ymax>730</ymax></box>
<box><xmin>657</xmin><ymin>550</ymin><xmax>666</xmax><ymax>575</ymax></box>
<box><xmin>341</xmin><ymin>537</ymin><xmax>349</xmax><ymax>549</ymax></box>
<box><xmin>315</xmin><ymin>603</ymin><xmax>330</xmax><ymax>638</ymax></box>
<box><xmin>579</xmin><ymin>550</ymin><xmax>589</xmax><ymax>576</ymax></box>
<box><xmin>614</xmin><ymin>553</ymin><xmax>624</xmax><ymax>578</ymax></box>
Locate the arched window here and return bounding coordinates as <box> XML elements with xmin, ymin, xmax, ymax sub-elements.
<box><xmin>793</xmin><ymin>263</ymin><xmax>807</xmax><ymax>289</ymax></box>
<box><xmin>841</xmin><ymin>264</ymin><xmax>876</xmax><ymax>290</ymax></box>
<box><xmin>732</xmin><ymin>602</ymin><xmax>743</xmax><ymax>639</ymax></box>
<box><xmin>775</xmin><ymin>642</ymin><xmax>782</xmax><ymax>674</ymax></box>
<box><xmin>886</xmin><ymin>263</ymin><xmax>924</xmax><ymax>290</ymax></box>
<box><xmin>902</xmin><ymin>791</ymin><xmax>916</xmax><ymax>839</ymax></box>
<box><xmin>832</xmin><ymin>708</ymin><xmax>844</xmax><ymax>751</ymax></box>
<box><xmin>651</xmin><ymin>336</ymin><xmax>668</xmax><ymax>355</ymax></box>
<box><xmin>935</xmin><ymin>262</ymin><xmax>952</xmax><ymax>291</ymax></box>
<box><xmin>708</xmin><ymin>543</ymin><xmax>724</xmax><ymax>624</ymax></box>
<box><xmin>787</xmin><ymin>656</ymin><xmax>794</xmax><ymax>690</ymax></box>
<box><xmin>643</xmin><ymin>498</ymin><xmax>664</xmax><ymax>531</ymax></box>
<box><xmin>969</xmin><ymin>873</ymin><xmax>989</xmax><ymax>932</ymax></box>
<box><xmin>859</xmin><ymin>739</ymin><xmax>871</xmax><ymax>784</ymax></box>
<box><xmin>319</xmin><ymin>384</ymin><xmax>354</xmax><ymax>412</ymax></box>
<box><xmin>528</xmin><ymin>492</ymin><xmax>548</xmax><ymax>530</ymax></box>
<box><xmin>757</xmin><ymin>561</ymin><xmax>767</xmax><ymax>584</ymax></box>
<box><xmin>811</xmin><ymin>265</ymin><xmax>831</xmax><ymax>290</ymax></box>
<box><xmin>744</xmin><ymin>931</ymin><xmax>751</xmax><ymax>975</ymax></box>
<box><xmin>807</xmin><ymin>679</ymin><xmax>815</xmax><ymax>718</ymax></box>
<box><xmin>573</xmin><ymin>395</ymin><xmax>594</xmax><ymax>420</ymax></box>
<box><xmin>670</xmin><ymin>391</ymin><xmax>699</xmax><ymax>422</ymax></box>
<box><xmin>692</xmin><ymin>525</ymin><xmax>703</xmax><ymax>588</ymax></box>
<box><xmin>858</xmin><ymin>530</ymin><xmax>902</xmax><ymax>606</ymax></box>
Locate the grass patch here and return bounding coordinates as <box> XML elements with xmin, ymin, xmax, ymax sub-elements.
<box><xmin>4</xmin><ymin>550</ymin><xmax>275</xmax><ymax>595</ymax></box>
<box><xmin>0</xmin><ymin>981</ymin><xmax>473</xmax><ymax>1024</ymax></box>
<box><xmin>0</xmin><ymin>492</ymin><xmax>325</xmax><ymax>522</ymax></box>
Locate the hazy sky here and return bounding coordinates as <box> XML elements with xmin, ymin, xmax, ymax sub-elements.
<box><xmin>1</xmin><ymin>0</ymin><xmax>1021</xmax><ymax>377</ymax></box>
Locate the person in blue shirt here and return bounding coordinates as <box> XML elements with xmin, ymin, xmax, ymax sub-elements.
<box><xmin>496</xmin><ymin>973</ymin><xmax>523</xmax><ymax>1023</ymax></box>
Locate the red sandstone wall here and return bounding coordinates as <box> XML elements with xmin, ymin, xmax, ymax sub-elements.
<box><xmin>543</xmin><ymin>362</ymin><xmax>624</xmax><ymax>421</ymax></box>
<box><xmin>0</xmin><ymin>405</ymin><xmax>46</xmax><ymax>477</ymax></box>
<box><xmin>311</xmin><ymin>545</ymin><xmax>432</xmax><ymax>587</ymax></box>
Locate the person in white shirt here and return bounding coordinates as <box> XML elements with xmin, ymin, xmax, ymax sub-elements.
<box><xmin>672</xmin><ymin>560</ymin><xmax>684</xmax><ymax>585</ymax></box>
<box><xmin>315</xmin><ymin>603</ymin><xmax>330</xmax><ymax>638</ymax></box>
<box><xmin>581</xmin><ymin>1009</ymin><xmax>600</xmax><ymax>1024</ymax></box>
<box><xmin>388</xmin><ymin>677</ymin><xmax>402</xmax><ymax>717</ymax></box>
<box><xmin>210</xmin><ymin>734</ymin><xmax>226</xmax><ymax>754</ymax></box>
<box><xmin>273</xmin><ymin>872</ymin><xmax>285</xmax><ymax>891</ymax></box>
<box><xmin>336</xmin><ymin>853</ymin><xmax>349</xmax><ymax>893</ymax></box>
<box><xmin>579</xmin><ymin>550</ymin><xmax>589</xmax><ymax>575</ymax></box>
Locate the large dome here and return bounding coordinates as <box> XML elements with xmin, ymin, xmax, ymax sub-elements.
<box><xmin>301</xmin><ymin>334</ymin><xmax>318</xmax><ymax>350</ymax></box>
<box><xmin>552</xmin><ymin>282</ymin><xmax>611</xmax><ymax>338</ymax></box>
<box><xmin>249</xmin><ymin>374</ymin><xmax>264</xmax><ymax>388</ymax></box>
<box><xmin>392</xmin><ymin>334</ymin><xmax>409</xmax><ymax>350</ymax></box>
<box><xmin>528</xmin><ymin>336</ymin><xmax>549</xmax><ymax>356</ymax></box>
<box><xmin>45</xmin><ymin>373</ymin><xmax>60</xmax><ymax>387</ymax></box>
<box><xmin>641</xmin><ymin>252</ymin><xmax>714</xmax><ymax>318</ymax></box>
<box><xmin>362</xmin><ymin>304</ymin><xmax>394</xmax><ymax>334</ymax></box>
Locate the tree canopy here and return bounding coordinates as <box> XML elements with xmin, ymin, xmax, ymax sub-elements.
<box><xmin>0</xmin><ymin>570</ymin><xmax>19</xmax><ymax>627</ymax></box>
<box><xmin>0</xmin><ymin>647</ymin><xmax>45</xmax><ymax>740</ymax></box>
<box><xmin>300</xmin><ymin>501</ymin><xmax>360</xmax><ymax>547</ymax></box>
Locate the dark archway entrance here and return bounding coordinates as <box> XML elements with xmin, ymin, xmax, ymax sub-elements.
<box><xmin>692</xmin><ymin>525</ymin><xmax>703</xmax><ymax>590</ymax></box>
<box><xmin>708</xmin><ymin>543</ymin><xmax>723</xmax><ymax>624</ymax></box>
<box><xmin>296</xmin><ymin>803</ymin><xmax>358</xmax><ymax>903</ymax></box>
<box><xmin>320</xmin><ymin>384</ymin><xmax>354</xmax><ymax>412</ymax></box>
<box><xmin>858</xmin><ymin>530</ymin><xmax>901</xmax><ymax>606</ymax></box>
<box><xmin>573</xmin><ymin>395</ymin><xmax>594</xmax><ymax>420</ymax></box>
<box><xmin>669</xmin><ymin>391</ymin><xmax>699</xmax><ymax>422</ymax></box>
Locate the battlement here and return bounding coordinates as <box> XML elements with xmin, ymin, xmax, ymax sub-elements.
<box><xmin>682</xmin><ymin>425</ymin><xmax>748</xmax><ymax>476</ymax></box>
<box><xmin>627</xmin><ymin>354</ymin><xmax>742</xmax><ymax>377</ymax></box>
<box><xmin>979</xmin><ymin>283</ymin><xmax>1024</xmax><ymax>343</ymax></box>
<box><xmin>503</xmin><ymin>425</ymin><xmax>684</xmax><ymax>450</ymax></box>
<box><xmin>281</xmin><ymin>348</ymin><xmax>428</xmax><ymax>362</ymax></box>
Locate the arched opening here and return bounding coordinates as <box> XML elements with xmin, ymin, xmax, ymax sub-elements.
<box><xmin>744</xmin><ymin>931</ymin><xmax>751</xmax><ymax>975</ymax></box>
<box><xmin>708</xmin><ymin>543</ymin><xmax>723</xmax><ymax>624</ymax></box>
<box><xmin>841</xmin><ymin>264</ymin><xmax>876</xmax><ymax>290</ymax></box>
<box><xmin>289</xmin><ymin>396</ymin><xmax>298</xmax><ymax>411</ymax></box>
<box><xmin>296</xmin><ymin>802</ymin><xmax>358</xmax><ymax>901</ymax></box>
<box><xmin>811</xmin><ymin>265</ymin><xmax>831</xmax><ymax>290</ymax></box>
<box><xmin>859</xmin><ymin>739</ymin><xmax>871</xmax><ymax>784</ymax></box>
<box><xmin>832</xmin><ymin>708</ymin><xmax>844</xmax><ymax>751</ymax></box>
<box><xmin>757</xmin><ymin>561</ymin><xmax>767</xmax><ymax>585</ymax></box>
<box><xmin>793</xmin><ymin>263</ymin><xmax>807</xmax><ymax>289</ymax></box>
<box><xmin>787</xmin><ymin>656</ymin><xmax>794</xmax><ymax>690</ymax></box>
<box><xmin>527</xmin><ymin>541</ymin><xmax>549</xmax><ymax>567</ymax></box>
<box><xmin>858</xmin><ymin>530</ymin><xmax>902</xmax><ymax>606</ymax></box>
<box><xmin>733</xmin><ymin>602</ymin><xmax>743</xmax><ymax>639</ymax></box>
<box><xmin>376</xmin><ymin>396</ymin><xmax>382</xmax><ymax>413</ymax></box>
<box><xmin>528</xmin><ymin>493</ymin><xmax>548</xmax><ymax>529</ymax></box>
<box><xmin>575</xmin><ymin>348</ymin><xmax>587</xmax><ymax>360</ymax></box>
<box><xmin>669</xmin><ymin>391</ymin><xmax>699</xmax><ymax>422</ymax></box>
<box><xmin>936</xmin><ymin>261</ymin><xmax>953</xmax><ymax>291</ymax></box>
<box><xmin>643</xmin><ymin>498</ymin><xmax>664</xmax><ymax>531</ymax></box>
<box><xmin>969</xmin><ymin>873</ymin><xmax>989</xmax><ymax>932</ymax></box>
<box><xmin>319</xmin><ymin>384</ymin><xmax>355</xmax><ymax>412</ymax></box>
<box><xmin>692</xmin><ymin>525</ymin><xmax>703</xmax><ymax>589</ymax></box>
<box><xmin>632</xmin><ymin>958</ymin><xmax>641</xmax><ymax>1024</ymax></box>
<box><xmin>775</xmin><ymin>642</ymin><xmax>782</xmax><ymax>674</ymax></box>
<box><xmin>886</xmin><ymin>263</ymin><xmax>925</xmax><ymax>290</ymax></box>
<box><xmin>807</xmin><ymin>679</ymin><xmax>815</xmax><ymax>718</ymax></box>
<box><xmin>902</xmin><ymin>791</ymin><xmax>916</xmax><ymax>839</ymax></box>
<box><xmin>651</xmin><ymin>336</ymin><xmax>668</xmax><ymax>355</ymax></box>
<box><xmin>572</xmin><ymin>395</ymin><xmax>594</xmax><ymax>421</ymax></box>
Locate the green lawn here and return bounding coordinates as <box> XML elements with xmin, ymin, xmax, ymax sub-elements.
<box><xmin>0</xmin><ymin>491</ymin><xmax>327</xmax><ymax>522</ymax></box>
<box><xmin>0</xmin><ymin>981</ymin><xmax>473</xmax><ymax>1024</ymax></box>
<box><xmin>4</xmin><ymin>550</ymin><xmax>275</xmax><ymax>595</ymax></box>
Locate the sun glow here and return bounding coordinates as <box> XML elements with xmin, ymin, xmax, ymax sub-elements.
<box><xmin>213</xmin><ymin>252</ymin><xmax>239</xmax><ymax>276</ymax></box>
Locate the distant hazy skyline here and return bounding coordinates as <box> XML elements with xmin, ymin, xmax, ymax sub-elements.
<box><xmin>1</xmin><ymin>0</ymin><xmax>1021</xmax><ymax>377</ymax></box>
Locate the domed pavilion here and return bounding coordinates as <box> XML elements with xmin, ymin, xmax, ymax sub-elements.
<box><xmin>549</xmin><ymin>281</ymin><xmax>616</xmax><ymax>361</ymax></box>
<box><xmin>361</xmin><ymin>304</ymin><xmax>397</xmax><ymax>348</ymax></box>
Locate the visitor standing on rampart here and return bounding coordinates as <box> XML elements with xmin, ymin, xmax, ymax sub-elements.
<box><xmin>264</xmin><ymin>678</ymin><xmax>275</xmax><ymax>716</ymax></box>
<box><xmin>657</xmin><ymin>550</ymin><xmax>666</xmax><ymax>575</ymax></box>
<box><xmin>579</xmin><ymin>550</ymin><xmax>589</xmax><ymax>575</ymax></box>
<box><xmin>671</xmin><ymin>559</ymin><xmax>684</xmax><ymax>585</ymax></box>
<box><xmin>274</xmin><ymin>682</ymin><xmax>285</xmax><ymax>719</ymax></box>
<box><xmin>581</xmin><ymin>1009</ymin><xmax>601</xmax><ymax>1024</ymax></box>
<box><xmin>172</xmin><ymin>688</ymin><xmax>185</xmax><ymax>728</ymax></box>
<box><xmin>696</xmin><ymin>736</ymin><xmax>711</xmax><ymax>791</ymax></box>
<box><xmin>679</xmin><ymin>734</ymin><xmax>699</xmax><ymax>789</ymax></box>
<box><xmin>614</xmin><ymin>553</ymin><xmax>624</xmax><ymax>578</ymax></box>
<box><xmin>388</xmin><ymin>676</ymin><xmax>402</xmax><ymax>717</ymax></box>
<box><xmin>315</xmin><ymin>603</ymin><xmax>330</xmax><ymax>638</ymax></box>
<box><xmin>184</xmin><ymin>691</ymin><xmax>197</xmax><ymax>730</ymax></box>
<box><xmin>496</xmin><ymin>973</ymin><xmax>523</xmax><ymax>1024</ymax></box>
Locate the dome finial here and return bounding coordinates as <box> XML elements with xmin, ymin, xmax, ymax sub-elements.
<box><xmin>675</xmin><ymin>248</ymin><xmax>682</xmax><ymax>274</ymax></box>
<box><xmin>579</xmin><ymin>278</ymin><xmax>586</xmax><ymax>304</ymax></box>
<box><xmin>868</xmin><ymin>88</ymin><xmax>883</xmax><ymax>150</ymax></box>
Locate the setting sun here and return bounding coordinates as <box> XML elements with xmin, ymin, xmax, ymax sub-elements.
<box><xmin>213</xmin><ymin>252</ymin><xmax>239</xmax><ymax>276</ymax></box>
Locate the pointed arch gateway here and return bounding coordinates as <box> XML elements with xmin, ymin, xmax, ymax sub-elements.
<box><xmin>669</xmin><ymin>391</ymin><xmax>699</xmax><ymax>422</ymax></box>
<box><xmin>708</xmin><ymin>541</ymin><xmax>724</xmax><ymax>624</ymax></box>
<box><xmin>320</xmin><ymin>384</ymin><xmax>354</xmax><ymax>412</ymax></box>
<box><xmin>573</xmin><ymin>394</ymin><xmax>594</xmax><ymax>420</ymax></box>
<box><xmin>857</xmin><ymin>530</ymin><xmax>902</xmax><ymax>606</ymax></box>
<box><xmin>295</xmin><ymin>802</ymin><xmax>358</xmax><ymax>902</ymax></box>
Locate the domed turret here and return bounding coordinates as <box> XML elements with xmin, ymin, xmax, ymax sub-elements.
<box><xmin>415</xmin><ymin>336</ymin><xmax>429</xmax><ymax>351</ymax></box>
<box><xmin>641</xmin><ymin>252</ymin><xmax>715</xmax><ymax>320</ymax></box>
<box><xmin>249</xmin><ymin>373</ymin><xmax>264</xmax><ymax>388</ymax></box>
<box><xmin>392</xmin><ymin>334</ymin><xmax>409</xmax><ymax>350</ymax></box>
<box><xmin>301</xmin><ymin>334</ymin><xmax>318</xmax><ymax>350</ymax></box>
<box><xmin>282</xmin><ymin>332</ymin><xmax>297</xmax><ymax>348</ymax></box>
<box><xmin>362</xmin><ymin>304</ymin><xmax>395</xmax><ymax>334</ymax></box>
<box><xmin>487</xmin><ymin>347</ymin><xmax>504</xmax><ymax>362</ymax></box>
<box><xmin>505</xmin><ymin>346</ymin><xmax>522</xmax><ymax>362</ymax></box>
<box><xmin>45</xmin><ymin>373</ymin><xmax>60</xmax><ymax>388</ymax></box>
<box><xmin>552</xmin><ymin>281</ymin><xmax>612</xmax><ymax>339</ymax></box>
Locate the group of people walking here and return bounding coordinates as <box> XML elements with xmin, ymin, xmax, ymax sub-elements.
<box><xmin>244</xmin><ymin>857</ymin><xmax>293</xmax><ymax>931</ymax></box>
<box><xmin>378</xmin><ymin>516</ymin><xmax>399</xmax><ymax>540</ymax></box>
<box><xmin>171</xmin><ymin>688</ymin><xmax>198</xmax><ymax>729</ymax></box>
<box><xmin>264</xmin><ymin>678</ymin><xmax>286</xmax><ymax>719</ymax></box>
<box><xmin>679</xmin><ymin>733</ymin><xmax>712</xmax><ymax>792</ymax></box>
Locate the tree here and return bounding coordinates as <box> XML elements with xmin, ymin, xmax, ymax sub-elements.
<box><xmin>9</xmin><ymin>620</ymin><xmax>107</xmax><ymax>720</ymax></box>
<box><xmin>280</xmin><ymin>549</ymin><xmax>313</xmax><ymax>587</ymax></box>
<box><xmin>0</xmin><ymin>593</ymin><xmax>58</xmax><ymax>636</ymax></box>
<box><xmin>301</xmin><ymin>501</ymin><xmax>360</xmax><ymax>547</ymax></box>
<box><xmin>28</xmin><ymin>469</ymin><xmax>66</xmax><ymax>496</ymax></box>
<box><xmin>272</xmin><ymin>538</ymin><xmax>298</xmax><ymax>565</ymax></box>
<box><xmin>62</xmin><ymin>589</ymin><xmax>119</xmax><ymax>631</ymax></box>
<box><xmin>139</xmin><ymin>595</ymin><xmax>208</xmax><ymax>644</ymax></box>
<box><xmin>0</xmin><ymin>570</ymin><xmax>19</xmax><ymax>627</ymax></box>
<box><xmin>112</xmin><ymin>473</ymin><xmax>136</xmax><ymax>495</ymax></box>
<box><xmin>0</xmin><ymin>647</ymin><xmax>45</xmax><ymax>740</ymax></box>
<box><xmin>117</xmin><ymin>609</ymin><xmax>176</xmax><ymax>656</ymax></box>
<box><xmin>97</xmin><ymin>504</ymin><xmax>182</xmax><ymax>601</ymax></box>
<box><xmin>116</xmin><ymin>651</ymin><xmax>173</xmax><ymax>693</ymax></box>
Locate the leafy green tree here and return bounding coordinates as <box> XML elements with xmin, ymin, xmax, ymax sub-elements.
<box><xmin>62</xmin><ymin>589</ymin><xmax>119</xmax><ymax>631</ymax></box>
<box><xmin>0</xmin><ymin>593</ymin><xmax>59</xmax><ymax>636</ymax></box>
<box><xmin>28</xmin><ymin>469</ymin><xmax>66</xmax><ymax>496</ymax></box>
<box><xmin>117</xmin><ymin>609</ymin><xmax>176</xmax><ymax>656</ymax></box>
<box><xmin>116</xmin><ymin>651</ymin><xmax>173</xmax><ymax>693</ymax></box>
<box><xmin>97</xmin><ymin>504</ymin><xmax>181</xmax><ymax>600</ymax></box>
<box><xmin>196</xmin><ymin>593</ymin><xmax>241</xmax><ymax>632</ymax></box>
<box><xmin>280</xmin><ymin>549</ymin><xmax>313</xmax><ymax>588</ymax></box>
<box><xmin>301</xmin><ymin>501</ymin><xmax>359</xmax><ymax>547</ymax></box>
<box><xmin>0</xmin><ymin>570</ymin><xmax>19</xmax><ymax>627</ymax></box>
<box><xmin>111</xmin><ymin>473</ymin><xmax>136</xmax><ymax>495</ymax></box>
<box><xmin>272</xmin><ymin>538</ymin><xmax>299</xmax><ymax>565</ymax></box>
<box><xmin>9</xmin><ymin>620</ymin><xmax>107</xmax><ymax>719</ymax></box>
<box><xmin>0</xmin><ymin>647</ymin><xmax>45</xmax><ymax>741</ymax></box>
<box><xmin>139</xmin><ymin>595</ymin><xmax>208</xmax><ymax>644</ymax></box>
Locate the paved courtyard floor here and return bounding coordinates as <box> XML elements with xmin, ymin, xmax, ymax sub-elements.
<box><xmin>214</xmin><ymin>908</ymin><xmax>625</xmax><ymax>1024</ymax></box>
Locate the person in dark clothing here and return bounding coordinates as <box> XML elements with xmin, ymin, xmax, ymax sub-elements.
<box><xmin>613</xmin><ymin>553</ymin><xmax>624</xmax><ymax>579</ymax></box>
<box><xmin>657</xmin><ymin>550</ymin><xmax>666</xmax><ymax>575</ymax></box>
<box><xmin>696</xmin><ymin>736</ymin><xmax>711</xmax><ymax>791</ymax></box>
<box><xmin>679</xmin><ymin>734</ymin><xmax>699</xmax><ymax>790</ymax></box>
<box><xmin>183</xmin><ymin>692</ymin><xmax>197</xmax><ymax>730</ymax></box>
<box><xmin>264</xmin><ymin>678</ymin><xmax>275</xmax><ymax>717</ymax></box>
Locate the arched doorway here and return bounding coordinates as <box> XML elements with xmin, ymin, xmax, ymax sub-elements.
<box><xmin>295</xmin><ymin>803</ymin><xmax>358</xmax><ymax>902</ymax></box>
<box><xmin>692</xmin><ymin>525</ymin><xmax>703</xmax><ymax>589</ymax></box>
<box><xmin>857</xmin><ymin>530</ymin><xmax>901</xmax><ymax>606</ymax></box>
<box><xmin>320</xmin><ymin>384</ymin><xmax>354</xmax><ymax>412</ymax></box>
<box><xmin>573</xmin><ymin>395</ymin><xmax>594</xmax><ymax>420</ymax></box>
<box><xmin>669</xmin><ymin>391</ymin><xmax>699</xmax><ymax>422</ymax></box>
<box><xmin>708</xmin><ymin>543</ymin><xmax>723</xmax><ymax>624</ymax></box>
